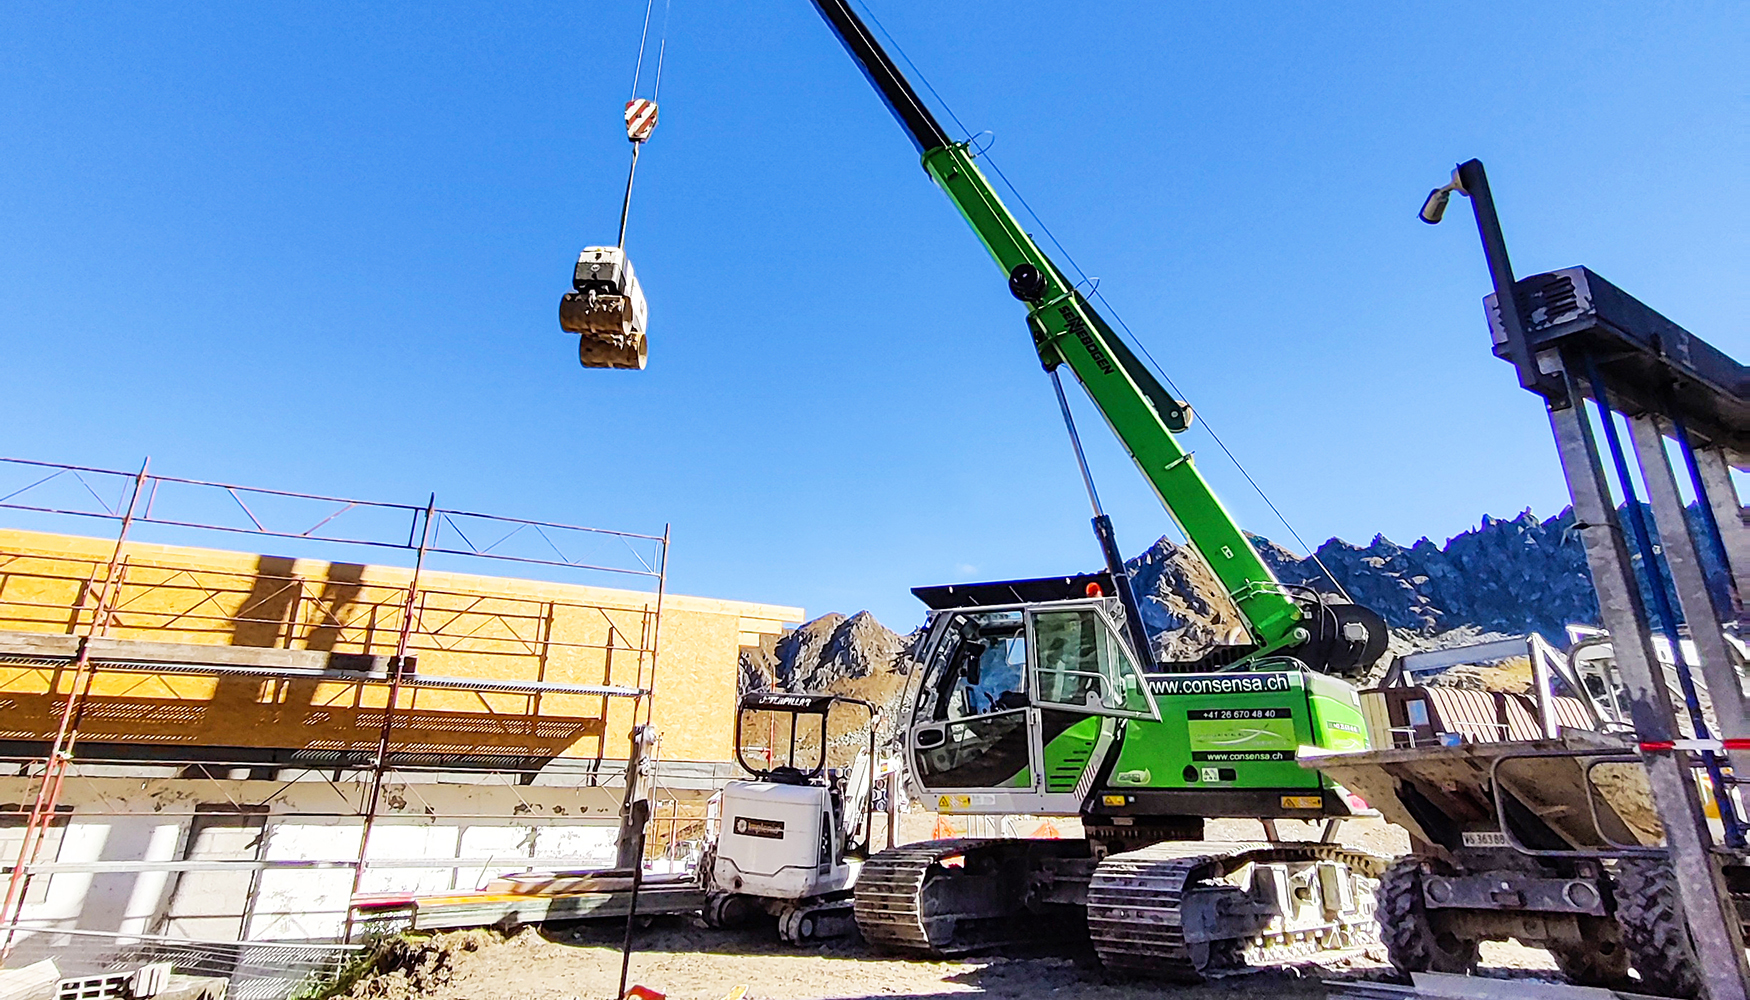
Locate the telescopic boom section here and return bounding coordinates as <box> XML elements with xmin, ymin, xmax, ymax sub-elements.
<box><xmin>811</xmin><ymin>0</ymin><xmax>1305</xmax><ymax>654</ymax></box>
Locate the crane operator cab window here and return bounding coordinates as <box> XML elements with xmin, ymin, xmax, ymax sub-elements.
<box><xmin>910</xmin><ymin>610</ymin><xmax>1031</xmax><ymax>790</ymax></box>
<box><xmin>1031</xmin><ymin>608</ymin><xmax>1156</xmax><ymax>718</ymax></box>
<box><xmin>907</xmin><ymin>604</ymin><xmax>1158</xmax><ymax>793</ymax></box>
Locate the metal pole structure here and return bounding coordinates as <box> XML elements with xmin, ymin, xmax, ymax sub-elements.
<box><xmin>1433</xmin><ymin>160</ymin><xmax>1748</xmax><ymax>995</ymax></box>
<box><xmin>641</xmin><ymin>526</ymin><xmax>669</xmax><ymax>729</ymax></box>
<box><xmin>1047</xmin><ymin>368</ymin><xmax>1155</xmax><ymax>664</ymax></box>
<box><xmin>614</xmin><ymin>725</ymin><xmax>656</xmax><ymax>1000</ymax></box>
<box><xmin>1453</xmin><ymin>159</ymin><xmax>1566</xmax><ymax>405</ymax></box>
<box><xmin>345</xmin><ymin>493</ymin><xmax>436</xmax><ymax>940</ymax></box>
<box><xmin>1585</xmin><ymin>359</ymin><xmax>1746</xmax><ymax>847</ymax></box>
<box><xmin>1</xmin><ymin>457</ymin><xmax>148</xmax><ymax>960</ymax></box>
<box><xmin>1693</xmin><ymin>446</ymin><xmax>1750</xmax><ymax>627</ymax></box>
<box><xmin>1631</xmin><ymin>413</ymin><xmax>1750</xmax><ymax>780</ymax></box>
<box><xmin>885</xmin><ymin>770</ymin><xmax>898</xmax><ymax>850</ymax></box>
<box><xmin>1669</xmin><ymin>417</ymin><xmax>1742</xmax><ymax>624</ymax></box>
<box><xmin>1548</xmin><ymin>356</ymin><xmax>1750</xmax><ymax>998</ymax></box>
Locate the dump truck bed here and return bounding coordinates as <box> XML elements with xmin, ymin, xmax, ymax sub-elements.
<box><xmin>1303</xmin><ymin>732</ymin><xmax>1659</xmax><ymax>852</ymax></box>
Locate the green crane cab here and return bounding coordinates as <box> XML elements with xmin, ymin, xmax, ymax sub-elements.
<box><xmin>905</xmin><ymin>574</ymin><xmax>1370</xmax><ymax>840</ymax></box>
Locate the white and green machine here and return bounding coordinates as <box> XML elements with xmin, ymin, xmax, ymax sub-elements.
<box><xmin>808</xmin><ymin>0</ymin><xmax>1393</xmax><ymax>978</ymax></box>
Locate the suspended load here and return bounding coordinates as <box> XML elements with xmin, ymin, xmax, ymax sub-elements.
<box><xmin>561</xmin><ymin>245</ymin><xmax>648</xmax><ymax>369</ymax></box>
<box><xmin>560</xmin><ymin>57</ymin><xmax>661</xmax><ymax>370</ymax></box>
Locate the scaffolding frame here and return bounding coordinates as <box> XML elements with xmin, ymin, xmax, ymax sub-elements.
<box><xmin>0</xmin><ymin>457</ymin><xmax>671</xmax><ymax>957</ymax></box>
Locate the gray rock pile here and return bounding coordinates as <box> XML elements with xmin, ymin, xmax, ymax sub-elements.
<box><xmin>740</xmin><ymin>610</ymin><xmax>913</xmax><ymax>694</ymax></box>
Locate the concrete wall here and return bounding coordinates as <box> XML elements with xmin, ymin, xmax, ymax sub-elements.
<box><xmin>0</xmin><ymin>775</ymin><xmax>663</xmax><ymax>943</ymax></box>
<box><xmin>0</xmin><ymin>528</ymin><xmax>802</xmax><ymax>767</ymax></box>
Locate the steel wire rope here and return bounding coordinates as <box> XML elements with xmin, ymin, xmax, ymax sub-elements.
<box><xmin>628</xmin><ymin>0</ymin><xmax>674</xmax><ymax>102</ymax></box>
<box><xmin>628</xmin><ymin>0</ymin><xmax>657</xmax><ymax>100</ymax></box>
<box><xmin>852</xmin><ymin>2</ymin><xmax>1352</xmax><ymax>600</ymax></box>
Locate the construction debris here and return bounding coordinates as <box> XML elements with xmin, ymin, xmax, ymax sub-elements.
<box><xmin>352</xmin><ymin>873</ymin><xmax>703</xmax><ymax>934</ymax></box>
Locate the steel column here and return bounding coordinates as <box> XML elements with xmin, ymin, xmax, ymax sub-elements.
<box><xmin>344</xmin><ymin>493</ymin><xmax>436</xmax><ymax>941</ymax></box>
<box><xmin>1632</xmin><ymin>414</ymin><xmax>1750</xmax><ymax>780</ymax></box>
<box><xmin>1694</xmin><ymin>447</ymin><xmax>1750</xmax><ymax>627</ymax></box>
<box><xmin>1549</xmin><ymin>359</ymin><xmax>1750</xmax><ymax>998</ymax></box>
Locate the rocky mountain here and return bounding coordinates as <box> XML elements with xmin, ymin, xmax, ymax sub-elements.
<box><xmin>1247</xmin><ymin>509</ymin><xmax>1597</xmax><ymax>642</ymax></box>
<box><xmin>740</xmin><ymin>610</ymin><xmax>912</xmax><ymax>694</ymax></box>
<box><xmin>738</xmin><ymin>610</ymin><xmax>917</xmax><ymax>749</ymax></box>
<box><xmin>741</xmin><ymin>503</ymin><xmax>1731</xmax><ymax>702</ymax></box>
<box><xmin>1248</xmin><ymin>503</ymin><xmax>1729</xmax><ymax>642</ymax></box>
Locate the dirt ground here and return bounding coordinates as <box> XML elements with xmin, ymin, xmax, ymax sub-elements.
<box><xmin>341</xmin><ymin>818</ymin><xmax>1568</xmax><ymax>1000</ymax></box>
<box><xmin>346</xmin><ymin>920</ymin><xmax>1561</xmax><ymax>1000</ymax></box>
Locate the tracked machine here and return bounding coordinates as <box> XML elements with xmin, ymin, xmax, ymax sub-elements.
<box><xmin>704</xmin><ymin>692</ymin><xmax>877</xmax><ymax>944</ymax></box>
<box><xmin>806</xmin><ymin>0</ymin><xmax>1392</xmax><ymax>979</ymax></box>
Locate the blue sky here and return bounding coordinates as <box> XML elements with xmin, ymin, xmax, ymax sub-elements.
<box><xmin>2</xmin><ymin>2</ymin><xmax>1743</xmax><ymax>630</ymax></box>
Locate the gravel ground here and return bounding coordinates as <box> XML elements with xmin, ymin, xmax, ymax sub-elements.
<box><xmin>343</xmin><ymin>921</ymin><xmax>1561</xmax><ymax>1000</ymax></box>
<box><xmin>339</xmin><ymin>818</ymin><xmax>1567</xmax><ymax>1000</ymax></box>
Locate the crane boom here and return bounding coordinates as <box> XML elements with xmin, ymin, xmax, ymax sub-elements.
<box><xmin>812</xmin><ymin>0</ymin><xmax>1306</xmax><ymax>658</ymax></box>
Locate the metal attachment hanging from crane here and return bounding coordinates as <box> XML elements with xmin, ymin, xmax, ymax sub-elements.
<box><xmin>562</xmin><ymin>1</ymin><xmax>667</xmax><ymax>371</ymax></box>
<box><xmin>561</xmin><ymin>245</ymin><xmax>649</xmax><ymax>369</ymax></box>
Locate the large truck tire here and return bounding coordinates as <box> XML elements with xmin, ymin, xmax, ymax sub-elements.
<box><xmin>1548</xmin><ymin>916</ymin><xmax>1631</xmax><ymax>989</ymax></box>
<box><xmin>1615</xmin><ymin>861</ymin><xmax>1703</xmax><ymax>999</ymax></box>
<box><xmin>1377</xmin><ymin>858</ymin><xmax>1479</xmax><ymax>978</ymax></box>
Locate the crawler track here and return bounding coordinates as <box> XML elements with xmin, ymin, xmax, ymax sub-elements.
<box><xmin>1088</xmin><ymin>842</ymin><xmax>1385</xmax><ymax>980</ymax></box>
<box><xmin>852</xmin><ymin>838</ymin><xmax>1087</xmax><ymax>954</ymax></box>
<box><xmin>854</xmin><ymin>836</ymin><xmax>1385</xmax><ymax>980</ymax></box>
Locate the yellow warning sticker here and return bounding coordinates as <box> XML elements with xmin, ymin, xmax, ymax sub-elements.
<box><xmin>1280</xmin><ymin>795</ymin><xmax>1323</xmax><ymax>810</ymax></box>
<box><xmin>1101</xmin><ymin>794</ymin><xmax>1127</xmax><ymax>807</ymax></box>
<box><xmin>938</xmin><ymin>795</ymin><xmax>972</xmax><ymax>811</ymax></box>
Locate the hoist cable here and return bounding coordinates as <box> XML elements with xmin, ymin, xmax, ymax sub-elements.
<box><xmin>853</xmin><ymin>3</ymin><xmax>1351</xmax><ymax>600</ymax></box>
<box><xmin>628</xmin><ymin>0</ymin><xmax>657</xmax><ymax>100</ymax></box>
<box><xmin>616</xmin><ymin>0</ymin><xmax>673</xmax><ymax>249</ymax></box>
<box><xmin>650</xmin><ymin>0</ymin><xmax>673</xmax><ymax>102</ymax></box>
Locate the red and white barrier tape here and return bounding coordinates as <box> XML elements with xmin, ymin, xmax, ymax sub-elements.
<box><xmin>1638</xmin><ymin>738</ymin><xmax>1750</xmax><ymax>752</ymax></box>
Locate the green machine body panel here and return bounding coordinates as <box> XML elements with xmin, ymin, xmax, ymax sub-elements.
<box><xmin>1105</xmin><ymin>670</ymin><xmax>1367</xmax><ymax>794</ymax></box>
<box><xmin>1041</xmin><ymin>715</ymin><xmax>1108</xmax><ymax>794</ymax></box>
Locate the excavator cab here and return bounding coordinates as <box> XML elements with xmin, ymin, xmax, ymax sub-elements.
<box><xmin>904</xmin><ymin>573</ymin><xmax>1370</xmax><ymax>823</ymax></box>
<box><xmin>560</xmin><ymin>245</ymin><xmax>648</xmax><ymax>369</ymax></box>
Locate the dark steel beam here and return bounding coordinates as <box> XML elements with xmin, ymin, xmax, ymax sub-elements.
<box><xmin>1548</xmin><ymin>352</ymin><xmax>1750</xmax><ymax>999</ymax></box>
<box><xmin>1630</xmin><ymin>413</ymin><xmax>1750</xmax><ymax>780</ymax></box>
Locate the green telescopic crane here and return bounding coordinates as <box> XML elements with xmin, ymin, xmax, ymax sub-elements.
<box><xmin>812</xmin><ymin>0</ymin><xmax>1368</xmax><ymax>668</ymax></box>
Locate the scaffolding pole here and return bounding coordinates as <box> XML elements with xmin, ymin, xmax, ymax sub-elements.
<box><xmin>0</xmin><ymin>457</ymin><xmax>148</xmax><ymax>960</ymax></box>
